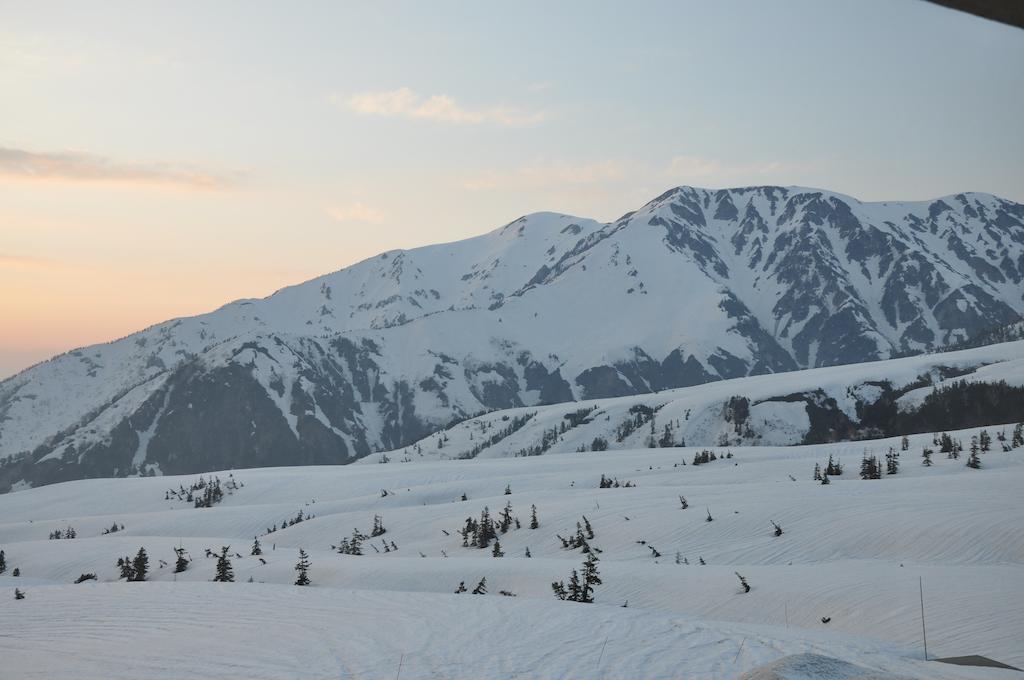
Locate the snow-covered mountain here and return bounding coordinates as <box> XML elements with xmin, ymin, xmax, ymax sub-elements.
<box><xmin>2</xmin><ymin>186</ymin><xmax>1023</xmax><ymax>490</ymax></box>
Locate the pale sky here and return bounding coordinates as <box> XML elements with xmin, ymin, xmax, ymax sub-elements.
<box><xmin>2</xmin><ymin>0</ymin><xmax>1023</xmax><ymax>379</ymax></box>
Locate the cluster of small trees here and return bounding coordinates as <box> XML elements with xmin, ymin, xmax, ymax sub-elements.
<box><xmin>692</xmin><ymin>449</ymin><xmax>733</xmax><ymax>466</ymax></box>
<box><xmin>557</xmin><ymin>516</ymin><xmax>599</xmax><ymax>554</ymax></box>
<box><xmin>49</xmin><ymin>526</ymin><xmax>76</xmax><ymax>540</ymax></box>
<box><xmin>101</xmin><ymin>523</ymin><xmax>125</xmax><ymax>535</ymax></box>
<box><xmin>615</xmin><ymin>405</ymin><xmax>657</xmax><ymax>442</ymax></box>
<box><xmin>966</xmin><ymin>430</ymin><xmax>995</xmax><ymax>468</ymax></box>
<box><xmin>1</xmin><ymin>547</ymin><xmax>17</xmax><ymax>578</ymax></box>
<box><xmin>598</xmin><ymin>474</ymin><xmax>634</xmax><ymax>488</ymax></box>
<box><xmin>454</xmin><ymin>577</ymin><xmax>490</xmax><ymax>595</ymax></box>
<box><xmin>164</xmin><ymin>474</ymin><xmax>241</xmax><ymax>507</ymax></box>
<box><xmin>552</xmin><ymin>554</ymin><xmax>602</xmax><ymax>603</ymax></box>
<box><xmin>513</xmin><ymin>414</ymin><xmax>574</xmax><ymax>457</ymax></box>
<box><xmin>265</xmin><ymin>509</ymin><xmax>314</xmax><ymax>535</ymax></box>
<box><xmin>334</xmin><ymin>516</ymin><xmax>395</xmax><ymax>555</ymax></box>
<box><xmin>458</xmin><ymin>502</ymin><xmax>524</xmax><ymax>550</ymax></box>
<box><xmin>813</xmin><ymin>455</ymin><xmax>844</xmax><ymax>483</ymax></box>
<box><xmin>935</xmin><ymin>432</ymin><xmax>963</xmax><ymax>459</ymax></box>
<box><xmin>335</xmin><ymin>529</ymin><xmax>367</xmax><ymax>556</ymax></box>
<box><xmin>859</xmin><ymin>454</ymin><xmax>882</xmax><ymax>480</ymax></box>
<box><xmin>458</xmin><ymin>411</ymin><xmax>536</xmax><ymax>458</ymax></box>
<box><xmin>116</xmin><ymin>548</ymin><xmax>150</xmax><ymax>581</ymax></box>
<box><xmin>649</xmin><ymin>419</ymin><xmax>685</xmax><ymax>448</ymax></box>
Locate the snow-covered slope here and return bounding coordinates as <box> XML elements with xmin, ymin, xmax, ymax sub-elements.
<box><xmin>360</xmin><ymin>340</ymin><xmax>1024</xmax><ymax>464</ymax></box>
<box><xmin>2</xmin><ymin>187</ymin><xmax>1023</xmax><ymax>489</ymax></box>
<box><xmin>2</xmin><ymin>425</ymin><xmax>1023</xmax><ymax>678</ymax></box>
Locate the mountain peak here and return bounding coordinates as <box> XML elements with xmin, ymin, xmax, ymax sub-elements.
<box><xmin>2</xmin><ymin>185</ymin><xmax>1022</xmax><ymax>490</ymax></box>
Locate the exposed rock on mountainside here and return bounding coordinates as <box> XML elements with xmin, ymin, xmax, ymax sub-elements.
<box><xmin>2</xmin><ymin>186</ymin><xmax>1022</xmax><ymax>489</ymax></box>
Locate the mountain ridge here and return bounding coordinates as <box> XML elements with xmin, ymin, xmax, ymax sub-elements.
<box><xmin>2</xmin><ymin>185</ymin><xmax>1022</xmax><ymax>490</ymax></box>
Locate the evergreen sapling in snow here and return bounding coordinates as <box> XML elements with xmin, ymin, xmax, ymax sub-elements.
<box><xmin>294</xmin><ymin>549</ymin><xmax>311</xmax><ymax>586</ymax></box>
<box><xmin>214</xmin><ymin>546</ymin><xmax>234</xmax><ymax>582</ymax></box>
<box><xmin>130</xmin><ymin>547</ymin><xmax>149</xmax><ymax>582</ymax></box>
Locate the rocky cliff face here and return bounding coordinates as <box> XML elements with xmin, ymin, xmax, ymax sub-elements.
<box><xmin>2</xmin><ymin>186</ymin><xmax>1022</xmax><ymax>490</ymax></box>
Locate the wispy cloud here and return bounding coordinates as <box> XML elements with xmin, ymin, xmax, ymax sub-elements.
<box><xmin>462</xmin><ymin>161</ymin><xmax>625</xmax><ymax>190</ymax></box>
<box><xmin>461</xmin><ymin>155</ymin><xmax>797</xmax><ymax>194</ymax></box>
<box><xmin>325</xmin><ymin>202</ymin><xmax>386</xmax><ymax>224</ymax></box>
<box><xmin>527</xmin><ymin>81</ymin><xmax>555</xmax><ymax>93</ymax></box>
<box><xmin>0</xmin><ymin>147</ymin><xmax>234</xmax><ymax>190</ymax></box>
<box><xmin>0</xmin><ymin>253</ymin><xmax>58</xmax><ymax>270</ymax></box>
<box><xmin>338</xmin><ymin>87</ymin><xmax>545</xmax><ymax>127</ymax></box>
<box><xmin>664</xmin><ymin>155</ymin><xmax>786</xmax><ymax>184</ymax></box>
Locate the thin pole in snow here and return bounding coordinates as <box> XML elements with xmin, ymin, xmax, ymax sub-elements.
<box><xmin>595</xmin><ymin>637</ymin><xmax>609</xmax><ymax>669</ymax></box>
<box><xmin>396</xmin><ymin>653</ymin><xmax>404</xmax><ymax>679</ymax></box>
<box><xmin>733</xmin><ymin>637</ymin><xmax>746</xmax><ymax>664</ymax></box>
<box><xmin>919</xmin><ymin>576</ymin><xmax>928</xmax><ymax>661</ymax></box>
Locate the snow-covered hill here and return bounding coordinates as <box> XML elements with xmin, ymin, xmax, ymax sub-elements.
<box><xmin>2</xmin><ymin>424</ymin><xmax>1023</xmax><ymax>678</ymax></box>
<box><xmin>3</xmin><ymin>186</ymin><xmax>1023</xmax><ymax>489</ymax></box>
<box><xmin>360</xmin><ymin>340</ymin><xmax>1024</xmax><ymax>464</ymax></box>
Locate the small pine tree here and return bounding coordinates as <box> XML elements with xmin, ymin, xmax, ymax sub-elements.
<box><xmin>472</xmin><ymin>577</ymin><xmax>487</xmax><ymax>595</ymax></box>
<box><xmin>504</xmin><ymin>484</ymin><xmax>511</xmax><ymax>495</ymax></box>
<box><xmin>813</xmin><ymin>463</ymin><xmax>822</xmax><ymax>481</ymax></box>
<box><xmin>251</xmin><ymin>537</ymin><xmax>262</xmax><ymax>556</ymax></box>
<box><xmin>771</xmin><ymin>520</ymin><xmax>783</xmax><ymax>537</ymax></box>
<box><xmin>705</xmin><ymin>508</ymin><xmax>713</xmax><ymax>522</ymax></box>
<box><xmin>294</xmin><ymin>549</ymin><xmax>311</xmax><ymax>586</ymax></box>
<box><xmin>578</xmin><ymin>553</ymin><xmax>602</xmax><ymax>603</ymax></box>
<box><xmin>979</xmin><ymin>430</ymin><xmax>991</xmax><ymax>453</ymax></box>
<box><xmin>551</xmin><ymin>580</ymin><xmax>568</xmax><ymax>600</ymax></box>
<box><xmin>885</xmin><ymin>449</ymin><xmax>899</xmax><ymax>475</ymax></box>
<box><xmin>214</xmin><ymin>546</ymin><xmax>234</xmax><ymax>582</ymax></box>
<box><xmin>1013</xmin><ymin>423</ymin><xmax>1024</xmax><ymax>448</ymax></box>
<box><xmin>11</xmin><ymin>567</ymin><xmax>19</xmax><ymax>577</ymax></box>
<box><xmin>821</xmin><ymin>473</ymin><xmax>830</xmax><ymax>485</ymax></box>
<box><xmin>901</xmin><ymin>435</ymin><xmax>909</xmax><ymax>451</ymax></box>
<box><xmin>14</xmin><ymin>588</ymin><xmax>25</xmax><ymax>600</ymax></box>
<box><xmin>492</xmin><ymin>540</ymin><xmax>504</xmax><ymax>557</ymax></box>
<box><xmin>454</xmin><ymin>581</ymin><xmax>467</xmax><ymax>594</ymax></box>
<box><xmin>530</xmin><ymin>504</ymin><xmax>539</xmax><ymax>529</ymax></box>
<box><xmin>173</xmin><ymin>546</ymin><xmax>189</xmax><ymax>573</ymax></box>
<box><xmin>921</xmin><ymin>448</ymin><xmax>934</xmax><ymax>467</ymax></box>
<box><xmin>966</xmin><ymin>448</ymin><xmax>982</xmax><ymax>469</ymax></box>
<box><xmin>0</xmin><ymin>549</ymin><xmax>5</xmax><ymax>574</ymax></box>
<box><xmin>567</xmin><ymin>569</ymin><xmax>583</xmax><ymax>601</ymax></box>
<box><xmin>679</xmin><ymin>495</ymin><xmax>689</xmax><ymax>510</ymax></box>
<box><xmin>130</xmin><ymin>547</ymin><xmax>149</xmax><ymax>582</ymax></box>
<box><xmin>939</xmin><ymin>432</ymin><xmax>953</xmax><ymax>454</ymax></box>
<box><xmin>525</xmin><ymin>547</ymin><xmax>531</xmax><ymax>558</ymax></box>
